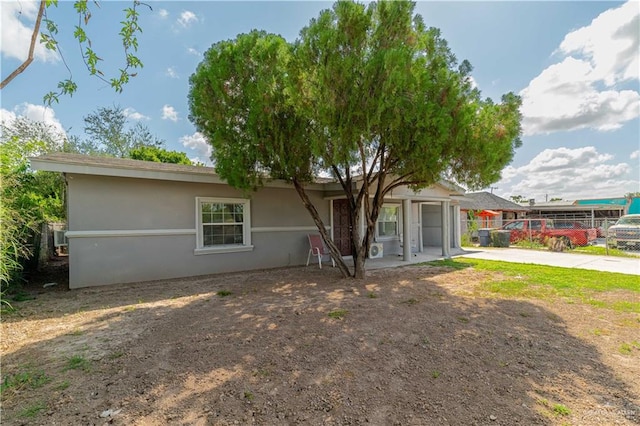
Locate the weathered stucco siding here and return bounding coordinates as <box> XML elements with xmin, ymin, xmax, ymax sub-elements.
<box><xmin>66</xmin><ymin>174</ymin><xmax>328</xmax><ymax>288</ymax></box>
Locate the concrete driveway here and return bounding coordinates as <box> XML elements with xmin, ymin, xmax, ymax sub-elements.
<box><xmin>457</xmin><ymin>247</ymin><xmax>640</xmax><ymax>276</ymax></box>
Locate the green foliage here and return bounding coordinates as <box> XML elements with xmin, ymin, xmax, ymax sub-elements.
<box><xmin>129</xmin><ymin>146</ymin><xmax>193</xmax><ymax>165</ymax></box>
<box><xmin>188</xmin><ymin>0</ymin><xmax>522</xmax><ymax>279</ymax></box>
<box><xmin>552</xmin><ymin>404</ymin><xmax>571</xmax><ymax>416</ymax></box>
<box><xmin>327</xmin><ymin>309</ymin><xmax>348</xmax><ymax>319</ymax></box>
<box><xmin>38</xmin><ymin>1</ymin><xmax>148</xmax><ymax>104</ymax></box>
<box><xmin>71</xmin><ymin>105</ymin><xmax>164</xmax><ymax>158</ymax></box>
<box><xmin>217</xmin><ymin>290</ymin><xmax>233</xmax><ymax>297</ymax></box>
<box><xmin>460</xmin><ymin>233</ymin><xmax>473</xmax><ymax>247</ymax></box>
<box><xmin>1</xmin><ymin>368</ymin><xmax>51</xmax><ymax>396</ymax></box>
<box><xmin>64</xmin><ymin>355</ymin><xmax>91</xmax><ymax>372</ymax></box>
<box><xmin>18</xmin><ymin>401</ymin><xmax>47</xmax><ymax>418</ymax></box>
<box><xmin>1</xmin><ymin>123</ymin><xmax>65</xmax><ymax>293</ymax></box>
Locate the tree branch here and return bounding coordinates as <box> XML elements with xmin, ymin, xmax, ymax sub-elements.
<box><xmin>1</xmin><ymin>1</ymin><xmax>46</xmax><ymax>90</ymax></box>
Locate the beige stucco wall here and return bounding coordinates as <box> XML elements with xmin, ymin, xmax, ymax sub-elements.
<box><xmin>66</xmin><ymin>174</ymin><xmax>329</xmax><ymax>288</ymax></box>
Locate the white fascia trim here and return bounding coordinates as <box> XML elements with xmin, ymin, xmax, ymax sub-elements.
<box><xmin>31</xmin><ymin>159</ymin><xmax>325</xmax><ymax>190</ymax></box>
<box><xmin>65</xmin><ymin>229</ymin><xmax>196</xmax><ymax>238</ymax></box>
<box><xmin>384</xmin><ymin>194</ymin><xmax>452</xmax><ymax>202</ymax></box>
<box><xmin>194</xmin><ymin>245</ymin><xmax>254</xmax><ymax>255</ymax></box>
<box><xmin>251</xmin><ymin>226</ymin><xmax>330</xmax><ymax>233</ymax></box>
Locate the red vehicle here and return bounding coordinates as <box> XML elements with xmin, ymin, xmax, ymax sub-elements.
<box><xmin>500</xmin><ymin>219</ymin><xmax>597</xmax><ymax>248</ymax></box>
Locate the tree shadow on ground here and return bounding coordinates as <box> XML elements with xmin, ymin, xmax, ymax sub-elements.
<box><xmin>1</xmin><ymin>265</ymin><xmax>639</xmax><ymax>425</ymax></box>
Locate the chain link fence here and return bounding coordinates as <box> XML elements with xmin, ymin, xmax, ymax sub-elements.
<box><xmin>461</xmin><ymin>217</ymin><xmax>639</xmax><ymax>254</ymax></box>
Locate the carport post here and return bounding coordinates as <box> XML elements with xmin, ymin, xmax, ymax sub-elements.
<box><xmin>441</xmin><ymin>200</ymin><xmax>451</xmax><ymax>258</ymax></box>
<box><xmin>403</xmin><ymin>199</ymin><xmax>411</xmax><ymax>261</ymax></box>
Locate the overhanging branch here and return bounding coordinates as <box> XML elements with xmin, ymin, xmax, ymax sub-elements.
<box><xmin>1</xmin><ymin>1</ymin><xmax>46</xmax><ymax>89</ymax></box>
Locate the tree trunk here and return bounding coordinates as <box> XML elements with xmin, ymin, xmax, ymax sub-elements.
<box><xmin>353</xmin><ymin>251</ymin><xmax>366</xmax><ymax>279</ymax></box>
<box><xmin>292</xmin><ymin>179</ymin><xmax>352</xmax><ymax>278</ymax></box>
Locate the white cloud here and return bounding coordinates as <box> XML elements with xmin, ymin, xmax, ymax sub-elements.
<box><xmin>520</xmin><ymin>1</ymin><xmax>640</xmax><ymax>136</ymax></box>
<box><xmin>631</xmin><ymin>150</ymin><xmax>640</xmax><ymax>160</ymax></box>
<box><xmin>557</xmin><ymin>2</ymin><xmax>639</xmax><ymax>84</ymax></box>
<box><xmin>187</xmin><ymin>47</ymin><xmax>202</xmax><ymax>57</ymax></box>
<box><xmin>177</xmin><ymin>10</ymin><xmax>198</xmax><ymax>28</ymax></box>
<box><xmin>166</xmin><ymin>67</ymin><xmax>179</xmax><ymax>79</ymax></box>
<box><xmin>161</xmin><ymin>105</ymin><xmax>179</xmax><ymax>122</ymax></box>
<box><xmin>123</xmin><ymin>107</ymin><xmax>149</xmax><ymax>121</ymax></box>
<box><xmin>1</xmin><ymin>102</ymin><xmax>65</xmax><ymax>135</ymax></box>
<box><xmin>495</xmin><ymin>146</ymin><xmax>637</xmax><ymax>201</ymax></box>
<box><xmin>180</xmin><ymin>132</ymin><xmax>211</xmax><ymax>163</ymax></box>
<box><xmin>158</xmin><ymin>9</ymin><xmax>169</xmax><ymax>18</ymax></box>
<box><xmin>1</xmin><ymin>103</ymin><xmax>67</xmax><ymax>146</ymax></box>
<box><xmin>1</xmin><ymin>1</ymin><xmax>58</xmax><ymax>63</ymax></box>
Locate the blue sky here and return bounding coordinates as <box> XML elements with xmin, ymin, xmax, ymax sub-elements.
<box><xmin>2</xmin><ymin>1</ymin><xmax>639</xmax><ymax>202</ymax></box>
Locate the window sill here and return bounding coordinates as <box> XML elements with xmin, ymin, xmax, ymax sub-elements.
<box><xmin>194</xmin><ymin>245</ymin><xmax>254</xmax><ymax>255</ymax></box>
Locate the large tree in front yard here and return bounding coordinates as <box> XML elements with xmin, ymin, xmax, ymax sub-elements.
<box><xmin>188</xmin><ymin>0</ymin><xmax>522</xmax><ymax>278</ymax></box>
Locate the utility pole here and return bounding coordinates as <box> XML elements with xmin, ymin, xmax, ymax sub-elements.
<box><xmin>490</xmin><ymin>186</ymin><xmax>498</xmax><ymax>194</ymax></box>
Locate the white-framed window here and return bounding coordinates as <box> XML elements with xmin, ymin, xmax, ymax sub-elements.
<box><xmin>377</xmin><ymin>205</ymin><xmax>400</xmax><ymax>238</ymax></box>
<box><xmin>195</xmin><ymin>197</ymin><xmax>253</xmax><ymax>255</ymax></box>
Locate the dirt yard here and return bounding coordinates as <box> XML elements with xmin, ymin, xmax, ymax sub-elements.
<box><xmin>1</xmin><ymin>262</ymin><xmax>639</xmax><ymax>425</ymax></box>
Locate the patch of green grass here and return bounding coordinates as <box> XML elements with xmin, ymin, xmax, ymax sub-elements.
<box><xmin>243</xmin><ymin>391</ymin><xmax>254</xmax><ymax>401</ymax></box>
<box><xmin>451</xmin><ymin>258</ymin><xmax>640</xmax><ymax>312</ymax></box>
<box><xmin>108</xmin><ymin>350</ymin><xmax>125</xmax><ymax>360</ymax></box>
<box><xmin>217</xmin><ymin>290</ymin><xmax>232</xmax><ymax>297</ymax></box>
<box><xmin>367</xmin><ymin>292</ymin><xmax>378</xmax><ymax>299</ymax></box>
<box><xmin>619</xmin><ymin>343</ymin><xmax>633</xmax><ymax>355</ymax></box>
<box><xmin>55</xmin><ymin>380</ymin><xmax>70</xmax><ymax>391</ymax></box>
<box><xmin>552</xmin><ymin>404</ymin><xmax>571</xmax><ymax>416</ymax></box>
<box><xmin>0</xmin><ymin>305</ymin><xmax>18</xmax><ymax>315</ymax></box>
<box><xmin>573</xmin><ymin>245</ymin><xmax>636</xmax><ymax>258</ymax></box>
<box><xmin>457</xmin><ymin>316</ymin><xmax>469</xmax><ymax>323</ymax></box>
<box><xmin>420</xmin><ymin>259</ymin><xmax>471</xmax><ymax>270</ymax></box>
<box><xmin>64</xmin><ymin>355</ymin><xmax>91</xmax><ymax>372</ymax></box>
<box><xmin>1</xmin><ymin>369</ymin><xmax>51</xmax><ymax>395</ymax></box>
<box><xmin>618</xmin><ymin>341</ymin><xmax>639</xmax><ymax>355</ymax></box>
<box><xmin>12</xmin><ymin>291</ymin><xmax>36</xmax><ymax>302</ymax></box>
<box><xmin>18</xmin><ymin>401</ymin><xmax>46</xmax><ymax>418</ymax></box>
<box><xmin>431</xmin><ymin>370</ymin><xmax>440</xmax><ymax>379</ymax></box>
<box><xmin>327</xmin><ymin>309</ymin><xmax>348</xmax><ymax>320</ymax></box>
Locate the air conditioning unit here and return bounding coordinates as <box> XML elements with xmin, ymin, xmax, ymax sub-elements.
<box><xmin>53</xmin><ymin>230</ymin><xmax>68</xmax><ymax>247</ymax></box>
<box><xmin>369</xmin><ymin>243</ymin><xmax>384</xmax><ymax>259</ymax></box>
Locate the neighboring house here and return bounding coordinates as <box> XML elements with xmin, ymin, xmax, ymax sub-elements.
<box><xmin>458</xmin><ymin>191</ymin><xmax>529</xmax><ymax>233</ymax></box>
<box><xmin>526</xmin><ymin>197</ymin><xmax>633</xmax><ymax>228</ymax></box>
<box><xmin>31</xmin><ymin>153</ymin><xmax>464</xmax><ymax>288</ymax></box>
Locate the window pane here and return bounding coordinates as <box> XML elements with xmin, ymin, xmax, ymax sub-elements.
<box><xmin>377</xmin><ymin>206</ymin><xmax>399</xmax><ymax>236</ymax></box>
<box><xmin>378</xmin><ymin>221</ymin><xmax>397</xmax><ymax>236</ymax></box>
<box><xmin>199</xmin><ymin>200</ymin><xmax>248</xmax><ymax>247</ymax></box>
<box><xmin>212</xmin><ymin>212</ymin><xmax>223</xmax><ymax>223</ymax></box>
<box><xmin>203</xmin><ymin>225</ymin><xmax>214</xmax><ymax>246</ymax></box>
<box><xmin>379</xmin><ymin>206</ymin><xmax>398</xmax><ymax>222</ymax></box>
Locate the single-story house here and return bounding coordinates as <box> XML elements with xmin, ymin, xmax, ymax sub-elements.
<box><xmin>458</xmin><ymin>191</ymin><xmax>529</xmax><ymax>233</ymax></box>
<box><xmin>31</xmin><ymin>153</ymin><xmax>464</xmax><ymax>288</ymax></box>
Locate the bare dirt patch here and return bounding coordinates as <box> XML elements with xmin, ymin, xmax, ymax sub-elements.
<box><xmin>2</xmin><ymin>264</ymin><xmax>639</xmax><ymax>425</ymax></box>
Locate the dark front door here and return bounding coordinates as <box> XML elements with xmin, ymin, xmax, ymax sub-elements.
<box><xmin>333</xmin><ymin>199</ymin><xmax>352</xmax><ymax>256</ymax></box>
